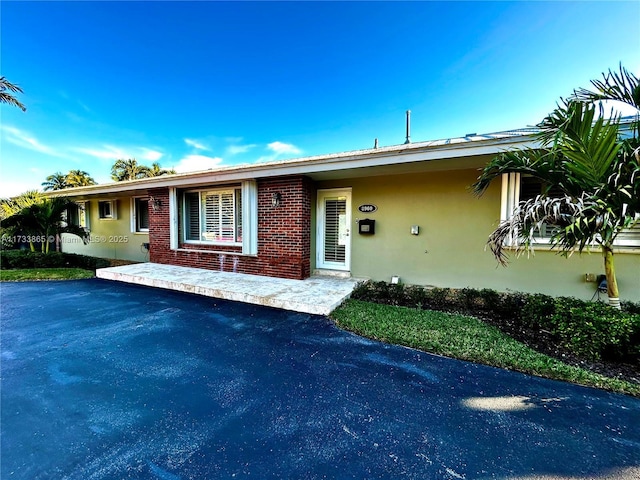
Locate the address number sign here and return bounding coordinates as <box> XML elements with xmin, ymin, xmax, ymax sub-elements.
<box><xmin>358</xmin><ymin>204</ymin><xmax>378</xmax><ymax>213</ymax></box>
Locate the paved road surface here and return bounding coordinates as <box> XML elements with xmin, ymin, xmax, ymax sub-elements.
<box><xmin>1</xmin><ymin>279</ymin><xmax>639</xmax><ymax>479</ymax></box>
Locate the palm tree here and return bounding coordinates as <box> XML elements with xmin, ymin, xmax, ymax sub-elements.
<box><xmin>0</xmin><ymin>76</ymin><xmax>26</xmax><ymax>111</ymax></box>
<box><xmin>66</xmin><ymin>170</ymin><xmax>96</xmax><ymax>187</ymax></box>
<box><xmin>110</xmin><ymin>158</ymin><xmax>151</xmax><ymax>181</ymax></box>
<box><xmin>473</xmin><ymin>66</ymin><xmax>639</xmax><ymax>309</ymax></box>
<box><xmin>0</xmin><ymin>190</ymin><xmax>43</xmax><ymax>220</ymax></box>
<box><xmin>1</xmin><ymin>197</ymin><xmax>89</xmax><ymax>253</ymax></box>
<box><xmin>42</xmin><ymin>172</ymin><xmax>69</xmax><ymax>191</ymax></box>
<box><xmin>147</xmin><ymin>162</ymin><xmax>176</xmax><ymax>177</ymax></box>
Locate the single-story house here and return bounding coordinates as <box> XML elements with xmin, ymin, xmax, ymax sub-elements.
<box><xmin>52</xmin><ymin>127</ymin><xmax>640</xmax><ymax>302</ymax></box>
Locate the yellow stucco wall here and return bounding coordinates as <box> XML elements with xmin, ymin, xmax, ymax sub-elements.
<box><xmin>61</xmin><ymin>197</ymin><xmax>150</xmax><ymax>262</ymax></box>
<box><xmin>317</xmin><ymin>169</ymin><xmax>640</xmax><ymax>302</ymax></box>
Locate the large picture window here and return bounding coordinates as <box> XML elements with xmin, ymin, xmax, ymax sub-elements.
<box><xmin>183</xmin><ymin>188</ymin><xmax>242</xmax><ymax>244</ymax></box>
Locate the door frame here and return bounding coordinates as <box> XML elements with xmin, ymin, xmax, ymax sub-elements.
<box><xmin>316</xmin><ymin>188</ymin><xmax>352</xmax><ymax>271</ymax></box>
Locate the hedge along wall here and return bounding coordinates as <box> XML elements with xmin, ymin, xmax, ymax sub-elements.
<box><xmin>149</xmin><ymin>175</ymin><xmax>313</xmax><ymax>280</ymax></box>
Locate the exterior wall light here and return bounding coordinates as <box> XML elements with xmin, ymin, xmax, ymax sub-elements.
<box><xmin>151</xmin><ymin>197</ymin><xmax>162</xmax><ymax>212</ymax></box>
<box><xmin>271</xmin><ymin>192</ymin><xmax>282</xmax><ymax>208</ymax></box>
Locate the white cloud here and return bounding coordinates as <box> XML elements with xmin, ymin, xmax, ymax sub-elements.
<box><xmin>75</xmin><ymin>145</ymin><xmax>129</xmax><ymax>160</ymax></box>
<box><xmin>256</xmin><ymin>141</ymin><xmax>302</xmax><ymax>163</ymax></box>
<box><xmin>75</xmin><ymin>145</ymin><xmax>163</xmax><ymax>163</ymax></box>
<box><xmin>227</xmin><ymin>144</ymin><xmax>257</xmax><ymax>155</ymax></box>
<box><xmin>140</xmin><ymin>148</ymin><xmax>163</xmax><ymax>162</ymax></box>
<box><xmin>1</xmin><ymin>126</ymin><xmax>60</xmax><ymax>157</ymax></box>
<box><xmin>174</xmin><ymin>155</ymin><xmax>223</xmax><ymax>173</ymax></box>
<box><xmin>184</xmin><ymin>138</ymin><xmax>208</xmax><ymax>150</ymax></box>
<box><xmin>267</xmin><ymin>141</ymin><xmax>301</xmax><ymax>155</ymax></box>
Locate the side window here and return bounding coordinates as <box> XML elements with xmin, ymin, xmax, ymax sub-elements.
<box><xmin>98</xmin><ymin>200</ymin><xmax>116</xmax><ymax>219</ymax></box>
<box><xmin>65</xmin><ymin>202</ymin><xmax>90</xmax><ymax>230</ymax></box>
<box><xmin>519</xmin><ymin>176</ymin><xmax>561</xmax><ymax>238</ymax></box>
<box><xmin>502</xmin><ymin>173</ymin><xmax>640</xmax><ymax>247</ymax></box>
<box><xmin>132</xmin><ymin>197</ymin><xmax>149</xmax><ymax>232</ymax></box>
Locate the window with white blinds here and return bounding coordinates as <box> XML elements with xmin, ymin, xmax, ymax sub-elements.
<box><xmin>183</xmin><ymin>188</ymin><xmax>242</xmax><ymax>244</ymax></box>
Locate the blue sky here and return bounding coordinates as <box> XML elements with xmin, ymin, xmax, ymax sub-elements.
<box><xmin>1</xmin><ymin>1</ymin><xmax>638</xmax><ymax>197</ymax></box>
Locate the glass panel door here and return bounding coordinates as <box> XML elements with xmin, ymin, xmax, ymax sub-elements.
<box><xmin>317</xmin><ymin>189</ymin><xmax>351</xmax><ymax>270</ymax></box>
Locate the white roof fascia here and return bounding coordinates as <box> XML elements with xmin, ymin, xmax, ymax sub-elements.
<box><xmin>46</xmin><ymin>134</ymin><xmax>540</xmax><ymax>197</ymax></box>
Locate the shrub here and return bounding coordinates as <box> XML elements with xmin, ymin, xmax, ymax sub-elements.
<box><xmin>458</xmin><ymin>288</ymin><xmax>482</xmax><ymax>311</ymax></box>
<box><xmin>405</xmin><ymin>285</ymin><xmax>428</xmax><ymax>309</ymax></box>
<box><xmin>424</xmin><ymin>287</ymin><xmax>450</xmax><ymax>311</ymax></box>
<box><xmin>521</xmin><ymin>294</ymin><xmax>556</xmax><ymax>329</ymax></box>
<box><xmin>551</xmin><ymin>298</ymin><xmax>640</xmax><ymax>361</ymax></box>
<box><xmin>478</xmin><ymin>288</ymin><xmax>502</xmax><ymax>313</ymax></box>
<box><xmin>348</xmin><ymin>280</ymin><xmax>640</xmax><ymax>364</ymax></box>
<box><xmin>0</xmin><ymin>250</ymin><xmax>110</xmax><ymax>271</ymax></box>
<box><xmin>491</xmin><ymin>291</ymin><xmax>528</xmax><ymax>321</ymax></box>
<box><xmin>622</xmin><ymin>301</ymin><xmax>640</xmax><ymax>315</ymax></box>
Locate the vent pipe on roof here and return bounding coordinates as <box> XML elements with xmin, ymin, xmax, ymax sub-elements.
<box><xmin>404</xmin><ymin>110</ymin><xmax>411</xmax><ymax>144</ymax></box>
<box><xmin>374</xmin><ymin>138</ymin><xmax>379</xmax><ymax>149</ymax></box>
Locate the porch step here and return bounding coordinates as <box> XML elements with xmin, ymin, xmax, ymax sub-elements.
<box><xmin>313</xmin><ymin>269</ymin><xmax>352</xmax><ymax>279</ymax></box>
<box><xmin>96</xmin><ymin>263</ymin><xmax>362</xmax><ymax>315</ymax></box>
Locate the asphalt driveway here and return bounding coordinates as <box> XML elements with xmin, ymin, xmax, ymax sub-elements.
<box><xmin>1</xmin><ymin>279</ymin><xmax>639</xmax><ymax>479</ymax></box>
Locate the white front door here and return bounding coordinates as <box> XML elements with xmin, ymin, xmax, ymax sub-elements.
<box><xmin>317</xmin><ymin>189</ymin><xmax>351</xmax><ymax>271</ymax></box>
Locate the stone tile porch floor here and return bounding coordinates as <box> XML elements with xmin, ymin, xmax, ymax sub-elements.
<box><xmin>96</xmin><ymin>263</ymin><xmax>364</xmax><ymax>315</ymax></box>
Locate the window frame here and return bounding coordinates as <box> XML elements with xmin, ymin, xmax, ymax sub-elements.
<box><xmin>181</xmin><ymin>187</ymin><xmax>243</xmax><ymax>246</ymax></box>
<box><xmin>131</xmin><ymin>196</ymin><xmax>150</xmax><ymax>233</ymax></box>
<box><xmin>501</xmin><ymin>173</ymin><xmax>640</xmax><ymax>249</ymax></box>
<box><xmin>98</xmin><ymin>200</ymin><xmax>117</xmax><ymax>220</ymax></box>
<box><xmin>64</xmin><ymin>201</ymin><xmax>90</xmax><ymax>231</ymax></box>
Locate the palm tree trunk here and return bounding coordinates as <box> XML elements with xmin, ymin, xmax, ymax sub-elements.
<box><xmin>603</xmin><ymin>245</ymin><xmax>621</xmax><ymax>309</ymax></box>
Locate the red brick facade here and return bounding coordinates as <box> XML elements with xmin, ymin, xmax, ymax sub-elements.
<box><xmin>149</xmin><ymin>176</ymin><xmax>313</xmax><ymax>279</ymax></box>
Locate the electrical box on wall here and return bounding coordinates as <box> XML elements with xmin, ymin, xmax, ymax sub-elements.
<box><xmin>358</xmin><ymin>218</ymin><xmax>375</xmax><ymax>235</ymax></box>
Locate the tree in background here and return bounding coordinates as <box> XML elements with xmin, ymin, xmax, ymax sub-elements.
<box><xmin>42</xmin><ymin>172</ymin><xmax>69</xmax><ymax>191</ymax></box>
<box><xmin>42</xmin><ymin>170</ymin><xmax>97</xmax><ymax>191</ymax></box>
<box><xmin>111</xmin><ymin>158</ymin><xmax>175</xmax><ymax>181</ymax></box>
<box><xmin>66</xmin><ymin>170</ymin><xmax>96</xmax><ymax>187</ymax></box>
<box><xmin>148</xmin><ymin>162</ymin><xmax>176</xmax><ymax>177</ymax></box>
<box><xmin>0</xmin><ymin>190</ymin><xmax>43</xmax><ymax>220</ymax></box>
<box><xmin>0</xmin><ymin>76</ymin><xmax>26</xmax><ymax>111</ymax></box>
<box><xmin>110</xmin><ymin>158</ymin><xmax>151</xmax><ymax>181</ymax></box>
<box><xmin>473</xmin><ymin>65</ymin><xmax>639</xmax><ymax>308</ymax></box>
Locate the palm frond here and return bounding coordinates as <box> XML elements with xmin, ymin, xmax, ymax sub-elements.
<box><xmin>486</xmin><ymin>193</ymin><xmax>627</xmax><ymax>266</ymax></box>
<box><xmin>560</xmin><ymin>109</ymin><xmax>622</xmax><ymax>187</ymax></box>
<box><xmin>570</xmin><ymin>64</ymin><xmax>640</xmax><ymax>110</ymax></box>
<box><xmin>472</xmin><ymin>149</ymin><xmax>565</xmax><ymax>196</ymax></box>
<box><xmin>0</xmin><ymin>92</ymin><xmax>26</xmax><ymax>111</ymax></box>
<box><xmin>0</xmin><ymin>77</ymin><xmax>26</xmax><ymax>111</ymax></box>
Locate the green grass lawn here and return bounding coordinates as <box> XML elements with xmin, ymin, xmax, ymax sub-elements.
<box><xmin>0</xmin><ymin>268</ymin><xmax>95</xmax><ymax>281</ymax></box>
<box><xmin>331</xmin><ymin>299</ymin><xmax>640</xmax><ymax>397</ymax></box>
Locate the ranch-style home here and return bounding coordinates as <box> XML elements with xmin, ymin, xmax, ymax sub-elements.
<box><xmin>53</xmin><ymin>127</ymin><xmax>640</xmax><ymax>302</ymax></box>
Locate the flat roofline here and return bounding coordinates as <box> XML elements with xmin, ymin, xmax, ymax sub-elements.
<box><xmin>45</xmin><ymin>129</ymin><xmax>540</xmax><ymax>197</ymax></box>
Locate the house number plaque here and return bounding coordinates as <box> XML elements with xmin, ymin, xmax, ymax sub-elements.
<box><xmin>358</xmin><ymin>204</ymin><xmax>378</xmax><ymax>213</ymax></box>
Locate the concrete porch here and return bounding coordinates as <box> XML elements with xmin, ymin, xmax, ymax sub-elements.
<box><xmin>96</xmin><ymin>263</ymin><xmax>364</xmax><ymax>315</ymax></box>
